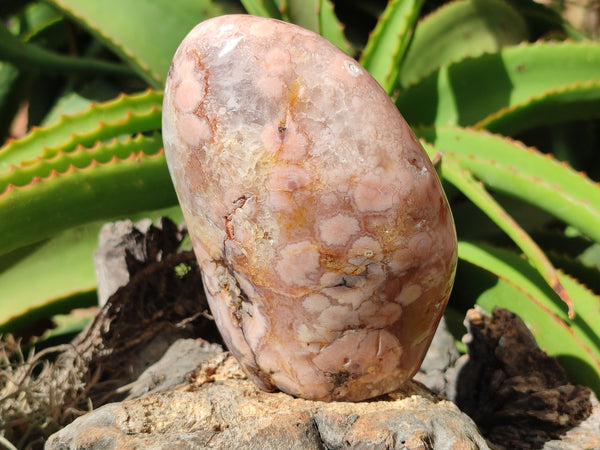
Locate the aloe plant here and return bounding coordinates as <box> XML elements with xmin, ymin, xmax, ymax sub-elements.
<box><xmin>1</xmin><ymin>0</ymin><xmax>599</xmax><ymax>396</ymax></box>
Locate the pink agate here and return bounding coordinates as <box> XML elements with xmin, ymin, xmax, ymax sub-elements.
<box><xmin>162</xmin><ymin>15</ymin><xmax>457</xmax><ymax>401</ymax></box>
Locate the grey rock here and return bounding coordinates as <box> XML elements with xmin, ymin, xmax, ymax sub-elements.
<box><xmin>543</xmin><ymin>391</ymin><xmax>600</xmax><ymax>449</ymax></box>
<box><xmin>452</xmin><ymin>307</ymin><xmax>600</xmax><ymax>449</ymax></box>
<box><xmin>119</xmin><ymin>338</ymin><xmax>223</xmax><ymax>399</ymax></box>
<box><xmin>414</xmin><ymin>317</ymin><xmax>460</xmax><ymax>396</ymax></box>
<box><xmin>93</xmin><ymin>219</ymin><xmax>152</xmax><ymax>305</ymax></box>
<box><xmin>420</xmin><ymin>317</ymin><xmax>460</xmax><ymax>373</ymax></box>
<box><xmin>418</xmin><ymin>308</ymin><xmax>600</xmax><ymax>449</ymax></box>
<box><xmin>46</xmin><ymin>353</ymin><xmax>490</xmax><ymax>450</ymax></box>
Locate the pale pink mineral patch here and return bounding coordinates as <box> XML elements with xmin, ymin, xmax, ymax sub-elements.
<box><xmin>162</xmin><ymin>14</ymin><xmax>457</xmax><ymax>401</ymax></box>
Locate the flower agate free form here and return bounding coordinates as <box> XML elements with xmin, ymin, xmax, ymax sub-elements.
<box><xmin>162</xmin><ymin>15</ymin><xmax>457</xmax><ymax>401</ymax></box>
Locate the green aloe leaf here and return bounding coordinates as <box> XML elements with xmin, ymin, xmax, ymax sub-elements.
<box><xmin>0</xmin><ymin>62</ymin><xmax>22</xmax><ymax>141</ymax></box>
<box><xmin>317</xmin><ymin>0</ymin><xmax>352</xmax><ymax>54</ymax></box>
<box><xmin>397</xmin><ymin>42</ymin><xmax>600</xmax><ymax>127</ymax></box>
<box><xmin>457</xmin><ymin>241</ymin><xmax>600</xmax><ymax>396</ymax></box>
<box><xmin>436</xmin><ymin>153</ymin><xmax>574</xmax><ymax>316</ymax></box>
<box><xmin>40</xmin><ymin>91</ymin><xmax>94</xmax><ymax>127</ymax></box>
<box><xmin>280</xmin><ymin>0</ymin><xmax>351</xmax><ymax>54</ymax></box>
<box><xmin>549</xmin><ymin>248</ymin><xmax>600</xmax><ymax>296</ymax></box>
<box><xmin>283</xmin><ymin>0</ymin><xmax>319</xmax><ymax>32</ymax></box>
<box><xmin>46</xmin><ymin>0</ymin><xmax>226</xmax><ymax>88</ymax></box>
<box><xmin>359</xmin><ymin>0</ymin><xmax>425</xmax><ymax>94</ymax></box>
<box><xmin>505</xmin><ymin>0</ymin><xmax>586</xmax><ymax>41</ymax></box>
<box><xmin>0</xmin><ymin>89</ymin><xmax>162</xmax><ymax>171</ymax></box>
<box><xmin>0</xmin><ymin>150</ymin><xmax>176</xmax><ymax>255</ymax></box>
<box><xmin>400</xmin><ymin>0</ymin><xmax>528</xmax><ymax>87</ymax></box>
<box><xmin>0</xmin><ymin>21</ymin><xmax>135</xmax><ymax>77</ymax></box>
<box><xmin>240</xmin><ymin>0</ymin><xmax>283</xmax><ymax>19</ymax></box>
<box><xmin>0</xmin><ymin>206</ymin><xmax>183</xmax><ymax>334</ymax></box>
<box><xmin>476</xmin><ymin>81</ymin><xmax>600</xmax><ymax>135</ymax></box>
<box><xmin>20</xmin><ymin>2</ymin><xmax>63</xmax><ymax>40</ymax></box>
<box><xmin>0</xmin><ymin>133</ymin><xmax>163</xmax><ymax>192</ymax></box>
<box><xmin>417</xmin><ymin>126</ymin><xmax>600</xmax><ymax>243</ymax></box>
<box><xmin>0</xmin><ymin>226</ymin><xmax>99</xmax><ymax>334</ymax></box>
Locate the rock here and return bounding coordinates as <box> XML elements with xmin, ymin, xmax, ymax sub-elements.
<box><xmin>162</xmin><ymin>13</ymin><xmax>457</xmax><ymax>402</ymax></box>
<box><xmin>60</xmin><ymin>217</ymin><xmax>223</xmax><ymax>411</ymax></box>
<box><xmin>46</xmin><ymin>353</ymin><xmax>489</xmax><ymax>450</ymax></box>
<box><xmin>93</xmin><ymin>218</ymin><xmax>183</xmax><ymax>305</ymax></box>
<box><xmin>543</xmin><ymin>392</ymin><xmax>600</xmax><ymax>449</ymax></box>
<box><xmin>414</xmin><ymin>316</ymin><xmax>460</xmax><ymax>396</ymax></box>
<box><xmin>94</xmin><ymin>219</ymin><xmax>147</xmax><ymax>305</ymax></box>
<box><xmin>119</xmin><ymin>338</ymin><xmax>223</xmax><ymax>400</ymax></box>
<box><xmin>451</xmin><ymin>307</ymin><xmax>598</xmax><ymax>449</ymax></box>
<box><xmin>45</xmin><ymin>304</ymin><xmax>600</xmax><ymax>449</ymax></box>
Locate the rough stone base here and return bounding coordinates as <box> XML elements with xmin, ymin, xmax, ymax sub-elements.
<box><xmin>46</xmin><ymin>353</ymin><xmax>490</xmax><ymax>450</ymax></box>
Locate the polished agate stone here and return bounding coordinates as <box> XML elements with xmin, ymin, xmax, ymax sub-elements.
<box><xmin>162</xmin><ymin>15</ymin><xmax>457</xmax><ymax>401</ymax></box>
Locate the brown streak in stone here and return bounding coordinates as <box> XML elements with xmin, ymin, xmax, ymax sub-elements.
<box><xmin>320</xmin><ymin>252</ymin><xmax>353</xmax><ymax>273</ymax></box>
<box><xmin>218</xmin><ymin>253</ymin><xmax>274</xmax><ymax>390</ymax></box>
<box><xmin>278</xmin><ymin>197</ymin><xmax>311</xmax><ymax>234</ymax></box>
<box><xmin>224</xmin><ymin>217</ymin><xmax>235</xmax><ymax>240</ymax></box>
<box><xmin>232</xmin><ymin>195</ymin><xmax>249</xmax><ymax>210</ymax></box>
<box><xmin>224</xmin><ymin>196</ymin><xmax>250</xmax><ymax>242</ymax></box>
<box><xmin>189</xmin><ymin>48</ymin><xmax>217</xmax><ymax>147</ymax></box>
<box><xmin>327</xmin><ymin>370</ymin><xmax>349</xmax><ymax>386</ymax></box>
<box><xmin>276</xmin><ymin>79</ymin><xmax>301</xmax><ymax>154</ymax></box>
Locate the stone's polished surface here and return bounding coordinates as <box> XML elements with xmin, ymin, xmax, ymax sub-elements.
<box><xmin>162</xmin><ymin>14</ymin><xmax>457</xmax><ymax>401</ymax></box>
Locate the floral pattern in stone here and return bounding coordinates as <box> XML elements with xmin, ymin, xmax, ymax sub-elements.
<box><xmin>162</xmin><ymin>14</ymin><xmax>458</xmax><ymax>401</ymax></box>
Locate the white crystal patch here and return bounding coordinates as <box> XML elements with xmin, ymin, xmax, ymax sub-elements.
<box><xmin>345</xmin><ymin>60</ymin><xmax>362</xmax><ymax>77</ymax></box>
<box><xmin>219</xmin><ymin>36</ymin><xmax>242</xmax><ymax>57</ymax></box>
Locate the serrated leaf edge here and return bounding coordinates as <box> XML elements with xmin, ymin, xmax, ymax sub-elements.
<box><xmin>0</xmin><ymin>133</ymin><xmax>162</xmax><ymax>193</ymax></box>
<box><xmin>451</xmin><ymin>150</ymin><xmax>600</xmax><ymax>213</ymax></box>
<box><xmin>0</xmin><ymin>89</ymin><xmax>161</xmax><ymax>150</ymax></box>
<box><xmin>48</xmin><ymin>1</ymin><xmax>162</xmax><ymax>86</ymax></box>
<box><xmin>444</xmin><ymin>158</ymin><xmax>575</xmax><ymax>316</ymax></box>
<box><xmin>419</xmin><ymin>125</ymin><xmax>600</xmax><ymax>195</ymax></box>
<box><xmin>474</xmin><ymin>79</ymin><xmax>600</xmax><ymax>130</ymax></box>
<box><xmin>0</xmin><ymin>149</ymin><xmax>165</xmax><ymax>199</ymax></box>
<box><xmin>459</xmin><ymin>241</ymin><xmax>600</xmax><ymax>369</ymax></box>
<box><xmin>401</xmin><ymin>0</ymin><xmax>528</xmax><ymax>88</ymax></box>
<box><xmin>0</xmin><ymin>89</ymin><xmax>162</xmax><ymax>170</ymax></box>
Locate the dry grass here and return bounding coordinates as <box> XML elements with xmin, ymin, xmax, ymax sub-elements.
<box><xmin>0</xmin><ymin>335</ymin><xmax>91</xmax><ymax>448</ymax></box>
